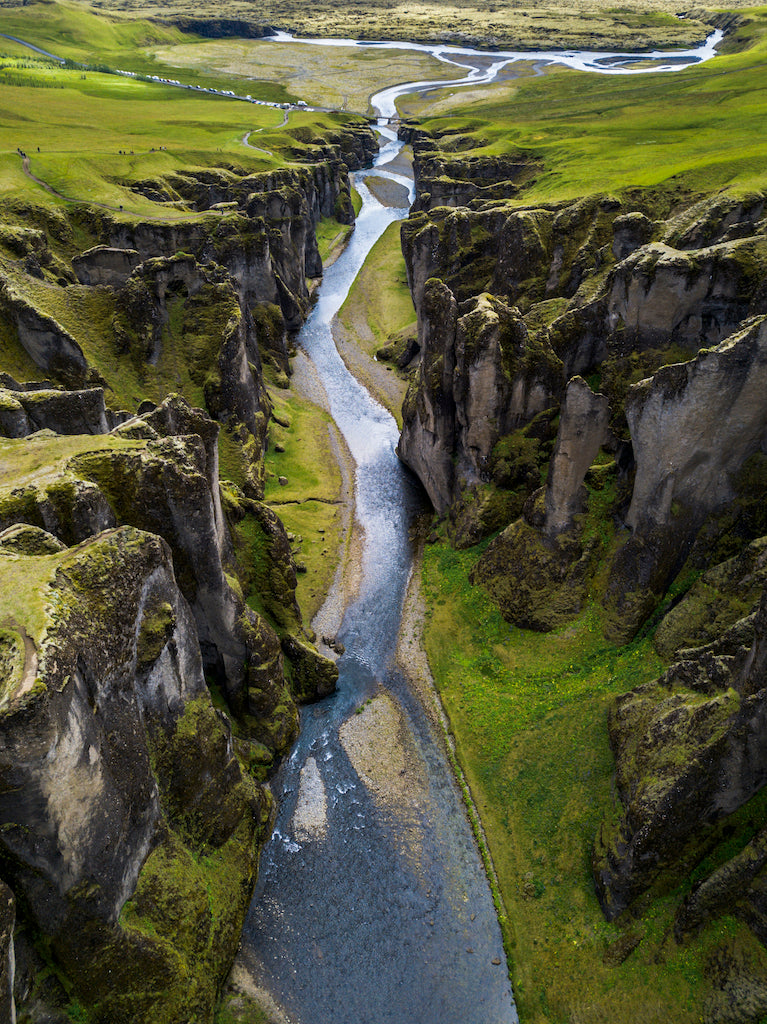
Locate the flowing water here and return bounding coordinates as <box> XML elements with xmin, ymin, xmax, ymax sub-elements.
<box><xmin>239</xmin><ymin>33</ymin><xmax>722</xmax><ymax>1023</ymax></box>
<box><xmin>240</xmin><ymin>114</ymin><xmax>517</xmax><ymax>1023</ymax></box>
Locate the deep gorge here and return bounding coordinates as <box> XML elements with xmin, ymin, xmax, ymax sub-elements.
<box><xmin>3</xmin><ymin>8</ymin><xmax>767</xmax><ymax>1023</ymax></box>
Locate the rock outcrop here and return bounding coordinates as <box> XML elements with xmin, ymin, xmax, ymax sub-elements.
<box><xmin>469</xmin><ymin>377</ymin><xmax>611</xmax><ymax>631</ymax></box>
<box><xmin>593</xmin><ymin>587</ymin><xmax>767</xmax><ymax>921</ymax></box>
<box><xmin>73</xmin><ymin>245</ymin><xmax>141</xmax><ymax>287</ymax></box>
<box><xmin>0</xmin><ymin>525</ymin><xmax>268</xmax><ymax>1023</ymax></box>
<box><xmin>0</xmin><ymin>383</ymin><xmax>110</xmax><ymax>438</ymax></box>
<box><xmin>0</xmin><ymin>397</ymin><xmax>337</xmax><ymax>752</ymax></box>
<box><xmin>0</xmin><ymin>276</ymin><xmax>89</xmax><ymax>385</ymax></box>
<box><xmin>398</xmin><ymin>154</ymin><xmax>767</xmax><ymax>639</ymax></box>
<box><xmin>543</xmin><ymin>376</ymin><xmax>611</xmax><ymax>538</ymax></box>
<box><xmin>398</xmin><ymin>280</ymin><xmax>561</xmax><ymax>515</ymax></box>
<box><xmin>604</xmin><ymin>315</ymin><xmax>767</xmax><ymax>641</ymax></box>
<box><xmin>605</xmin><ymin>236</ymin><xmax>767</xmax><ymax>356</ymax></box>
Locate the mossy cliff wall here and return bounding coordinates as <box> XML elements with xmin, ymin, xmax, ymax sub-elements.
<box><xmin>0</xmin><ymin>525</ymin><xmax>268</xmax><ymax>1024</ymax></box>
<box><xmin>398</xmin><ymin>138</ymin><xmax>767</xmax><ymax>632</ymax></box>
<box><xmin>396</xmin><ymin>122</ymin><xmax>767</xmax><ymax>990</ymax></box>
<box><xmin>0</xmin><ymin>395</ymin><xmax>337</xmax><ymax>1023</ymax></box>
<box><xmin>0</xmin><ymin>126</ymin><xmax>372</xmax><ymax>1022</ymax></box>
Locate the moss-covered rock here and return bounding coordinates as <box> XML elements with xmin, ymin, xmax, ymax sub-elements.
<box><xmin>471</xmin><ymin>511</ymin><xmax>600</xmax><ymax>631</ymax></box>
<box><xmin>594</xmin><ymin>590</ymin><xmax>767</xmax><ymax>920</ymax></box>
<box><xmin>0</xmin><ymin>525</ymin><xmax>267</xmax><ymax>1023</ymax></box>
<box><xmin>655</xmin><ymin>537</ymin><xmax>767</xmax><ymax>660</ymax></box>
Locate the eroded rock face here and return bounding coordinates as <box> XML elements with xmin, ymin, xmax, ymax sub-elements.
<box><xmin>603</xmin><ymin>316</ymin><xmax>767</xmax><ymax>640</ymax></box>
<box><xmin>102</xmin><ymin>159</ymin><xmax>360</xmax><ymax>354</ymax></box>
<box><xmin>72</xmin><ymin>245</ymin><xmax>141</xmax><ymax>287</ymax></box>
<box><xmin>0</xmin><ymin>385</ymin><xmax>109</xmax><ymax>438</ymax></box>
<box><xmin>654</xmin><ymin>536</ymin><xmax>767</xmax><ymax>659</ymax></box>
<box><xmin>625</xmin><ymin>316</ymin><xmax>767</xmax><ymax>533</ymax></box>
<box><xmin>113</xmin><ymin>256</ymin><xmax>271</xmax><ymax>485</ymax></box>
<box><xmin>0</xmin><ymin>277</ymin><xmax>88</xmax><ymax>385</ymax></box>
<box><xmin>0</xmin><ymin>526</ymin><xmax>267</xmax><ymax>1023</ymax></box>
<box><xmin>398</xmin><ymin>280</ymin><xmax>561</xmax><ymax>515</ymax></box>
<box><xmin>412</xmin><ymin>146</ymin><xmax>542</xmax><ymax>211</ymax></box>
<box><xmin>0</xmin><ymin>397</ymin><xmax>337</xmax><ymax>751</ymax></box>
<box><xmin>606</xmin><ymin>237</ymin><xmax>767</xmax><ymax>356</ymax></box>
<box><xmin>543</xmin><ymin>376</ymin><xmax>610</xmax><ymax>538</ymax></box>
<box><xmin>593</xmin><ymin>588</ymin><xmax>767</xmax><ymax>921</ymax></box>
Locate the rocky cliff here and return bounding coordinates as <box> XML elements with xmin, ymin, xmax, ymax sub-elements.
<box><xmin>396</xmin><ymin>123</ymin><xmax>767</xmax><ymax>977</ymax></box>
<box><xmin>0</xmin><ymin>122</ymin><xmax>372</xmax><ymax>1022</ymax></box>
<box><xmin>399</xmin><ymin>163</ymin><xmax>767</xmax><ymax>631</ymax></box>
<box><xmin>0</xmin><ymin>523</ymin><xmax>267</xmax><ymax>1024</ymax></box>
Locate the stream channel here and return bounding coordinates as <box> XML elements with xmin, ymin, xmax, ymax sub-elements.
<box><xmin>237</xmin><ymin>33</ymin><xmax>721</xmax><ymax>1024</ymax></box>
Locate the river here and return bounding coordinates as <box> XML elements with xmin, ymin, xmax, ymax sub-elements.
<box><xmin>237</xmin><ymin>32</ymin><xmax>722</xmax><ymax>1024</ymax></box>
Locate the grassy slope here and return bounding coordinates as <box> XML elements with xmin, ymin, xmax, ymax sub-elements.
<box><xmin>0</xmin><ymin>59</ymin><xmax>319</xmax><ymax>212</ymax></box>
<box><xmin>262</xmin><ymin>383</ymin><xmax>344</xmax><ymax>623</ymax></box>
<box><xmin>338</xmin><ymin>220</ymin><xmax>415</xmax><ymax>357</ymax></box>
<box><xmin>422</xmin><ymin>537</ymin><xmax>767</xmax><ymax>1023</ymax></box>
<box><xmin>402</xmin><ymin>8</ymin><xmax>767</xmax><ymax>202</ymax></box>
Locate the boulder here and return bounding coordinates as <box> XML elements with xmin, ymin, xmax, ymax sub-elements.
<box><xmin>0</xmin><ymin>386</ymin><xmax>109</xmax><ymax>438</ymax></box>
<box><xmin>72</xmin><ymin>245</ymin><xmax>141</xmax><ymax>287</ymax></box>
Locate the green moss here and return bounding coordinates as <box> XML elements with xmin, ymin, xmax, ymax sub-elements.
<box><xmin>136</xmin><ymin>600</ymin><xmax>175</xmax><ymax>670</ymax></box>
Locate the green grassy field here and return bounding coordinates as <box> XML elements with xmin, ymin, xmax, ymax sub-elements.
<box><xmin>401</xmin><ymin>7</ymin><xmax>767</xmax><ymax>202</ymax></box>
<box><xmin>422</xmin><ymin>536</ymin><xmax>767</xmax><ymax>1024</ymax></box>
<box><xmin>148</xmin><ymin>37</ymin><xmax>457</xmax><ymax>115</ymax></box>
<box><xmin>0</xmin><ymin>55</ymin><xmax>359</xmax><ymax>214</ymax></box>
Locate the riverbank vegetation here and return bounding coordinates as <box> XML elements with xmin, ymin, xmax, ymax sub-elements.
<box><xmin>334</xmin><ymin>220</ymin><xmax>415</xmax><ymax>423</ymax></box>
<box><xmin>421</xmin><ymin>532</ymin><xmax>767</xmax><ymax>1022</ymax></box>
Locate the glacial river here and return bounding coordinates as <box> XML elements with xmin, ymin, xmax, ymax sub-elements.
<box><xmin>239</xmin><ymin>31</ymin><xmax>721</xmax><ymax>1024</ymax></box>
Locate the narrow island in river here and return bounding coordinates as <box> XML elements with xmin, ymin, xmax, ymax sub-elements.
<box><xmin>1</xmin><ymin>3</ymin><xmax>767</xmax><ymax>1023</ymax></box>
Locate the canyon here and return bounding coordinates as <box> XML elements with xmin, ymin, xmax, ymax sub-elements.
<box><xmin>2</xmin><ymin>6</ymin><xmax>767</xmax><ymax>1023</ymax></box>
